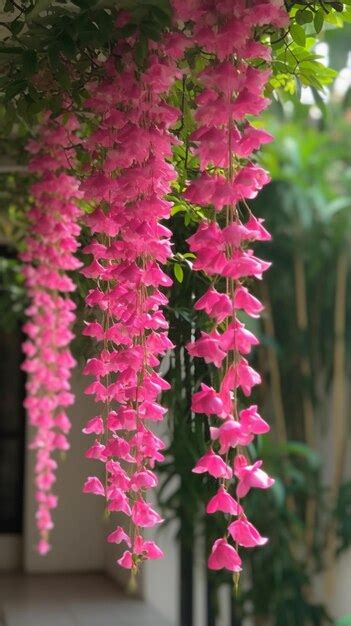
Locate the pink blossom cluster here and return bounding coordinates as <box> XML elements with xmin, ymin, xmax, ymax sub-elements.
<box><xmin>80</xmin><ymin>31</ymin><xmax>186</xmax><ymax>572</ymax></box>
<box><xmin>172</xmin><ymin>0</ymin><xmax>289</xmax><ymax>573</ymax></box>
<box><xmin>22</xmin><ymin>113</ymin><xmax>82</xmax><ymax>555</ymax></box>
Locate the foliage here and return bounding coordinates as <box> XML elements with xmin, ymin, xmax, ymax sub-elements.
<box><xmin>0</xmin><ymin>0</ymin><xmax>349</xmax><ymax>147</ymax></box>
<box><xmin>0</xmin><ymin>253</ymin><xmax>26</xmax><ymax>330</ymax></box>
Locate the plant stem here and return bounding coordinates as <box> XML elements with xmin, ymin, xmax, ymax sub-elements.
<box><xmin>324</xmin><ymin>250</ymin><xmax>349</xmax><ymax>599</ymax></box>
<box><xmin>260</xmin><ymin>281</ymin><xmax>288</xmax><ymax>445</ymax></box>
<box><xmin>293</xmin><ymin>253</ymin><xmax>316</xmax><ymax>558</ymax></box>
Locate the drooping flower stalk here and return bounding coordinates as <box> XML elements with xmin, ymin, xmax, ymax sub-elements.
<box><xmin>22</xmin><ymin>112</ymin><xmax>82</xmax><ymax>555</ymax></box>
<box><xmin>173</xmin><ymin>0</ymin><xmax>289</xmax><ymax>576</ymax></box>
<box><xmin>80</xmin><ymin>24</ymin><xmax>186</xmax><ymax>572</ymax></box>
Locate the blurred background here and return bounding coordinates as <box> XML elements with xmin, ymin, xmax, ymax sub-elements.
<box><xmin>1</xmin><ymin>9</ymin><xmax>351</xmax><ymax>626</ymax></box>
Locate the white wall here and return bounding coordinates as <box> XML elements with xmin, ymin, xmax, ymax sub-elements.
<box><xmin>144</xmin><ymin>519</ymin><xmax>179</xmax><ymax>626</ymax></box>
<box><xmin>328</xmin><ymin>548</ymin><xmax>351</xmax><ymax>616</ymax></box>
<box><xmin>0</xmin><ymin>535</ymin><xmax>22</xmax><ymax>571</ymax></box>
<box><xmin>23</xmin><ymin>369</ymin><xmax>106</xmax><ymax>573</ymax></box>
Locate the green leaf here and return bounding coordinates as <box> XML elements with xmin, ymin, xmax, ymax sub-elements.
<box><xmin>27</xmin><ymin>100</ymin><xmax>43</xmax><ymax>114</ymax></box>
<box><xmin>22</xmin><ymin>50</ymin><xmax>38</xmax><ymax>76</ymax></box>
<box><xmin>48</xmin><ymin>45</ymin><xmax>61</xmax><ymax>70</ymax></box>
<box><xmin>139</xmin><ymin>0</ymin><xmax>172</xmax><ymax>17</ymax></box>
<box><xmin>290</xmin><ymin>24</ymin><xmax>306</xmax><ymax>47</ymax></box>
<box><xmin>10</xmin><ymin>20</ymin><xmax>25</xmax><ymax>35</ymax></box>
<box><xmin>271</xmin><ymin>477</ymin><xmax>285</xmax><ymax>508</ymax></box>
<box><xmin>95</xmin><ymin>10</ymin><xmax>114</xmax><ymax>39</ymax></box>
<box><xmin>28</xmin><ymin>83</ymin><xmax>40</xmax><ymax>102</ymax></box>
<box><xmin>314</xmin><ymin>10</ymin><xmax>324</xmax><ymax>34</ymax></box>
<box><xmin>296</xmin><ymin>9</ymin><xmax>313</xmax><ymax>25</ymax></box>
<box><xmin>59</xmin><ymin>33</ymin><xmax>77</xmax><ymax>59</ymax></box>
<box><xmin>174</xmin><ymin>263</ymin><xmax>184</xmax><ymax>283</ymax></box>
<box><xmin>134</xmin><ymin>34</ymin><xmax>148</xmax><ymax>66</ymax></box>
<box><xmin>5</xmin><ymin>79</ymin><xmax>27</xmax><ymax>101</ymax></box>
<box><xmin>171</xmin><ymin>204</ymin><xmax>185</xmax><ymax>216</ymax></box>
<box><xmin>285</xmin><ymin>441</ymin><xmax>321</xmax><ymax>469</ymax></box>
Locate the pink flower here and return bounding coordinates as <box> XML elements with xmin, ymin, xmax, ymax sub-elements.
<box><xmin>117</xmin><ymin>550</ymin><xmax>133</xmax><ymax>569</ymax></box>
<box><xmin>208</xmin><ymin>539</ymin><xmax>242</xmax><ymax>572</ymax></box>
<box><xmin>81</xmin><ymin>41</ymin><xmax>180</xmax><ymax>571</ymax></box>
<box><xmin>206</xmin><ymin>486</ymin><xmax>242</xmax><ymax>515</ymax></box>
<box><xmin>105</xmin><ymin>436</ymin><xmax>135</xmax><ymax>463</ymax></box>
<box><xmin>82</xmin><ymin>321</ymin><xmax>105</xmax><ymax>340</ymax></box>
<box><xmin>240</xmin><ymin>405</ymin><xmax>270</xmax><ymax>435</ymax></box>
<box><xmin>107</xmin><ymin>526</ymin><xmax>131</xmax><ymax>547</ymax></box>
<box><xmin>36</xmin><ymin>507</ymin><xmax>53</xmax><ymax>531</ymax></box>
<box><xmin>245</xmin><ymin>215</ymin><xmax>271</xmax><ymax>241</ymax></box>
<box><xmin>228</xmin><ymin>518</ymin><xmax>268</xmax><ymax>548</ymax></box>
<box><xmin>82</xmin><ymin>416</ymin><xmax>104</xmax><ymax>435</ymax></box>
<box><xmin>187</xmin><ymin>331</ymin><xmax>227</xmax><ymax>368</ymax></box>
<box><xmin>134</xmin><ymin>536</ymin><xmax>164</xmax><ymax>559</ymax></box>
<box><xmin>236</xmin><ymin>124</ymin><xmax>273</xmax><ymax>158</ymax></box>
<box><xmin>219</xmin><ymin>321</ymin><xmax>259</xmax><ymax>355</ymax></box>
<box><xmin>187</xmin><ymin>220</ymin><xmax>224</xmax><ymax>252</ymax></box>
<box><xmin>242</xmin><ymin>40</ymin><xmax>272</xmax><ymax>61</ymax></box>
<box><xmin>219</xmin><ymin>361</ymin><xmax>261</xmax><ymax>399</ymax></box>
<box><xmin>130</xmin><ymin>469</ymin><xmax>158</xmax><ymax>491</ymax></box>
<box><xmin>37</xmin><ymin>539</ymin><xmax>51</xmax><ymax>555</ymax></box>
<box><xmin>106</xmin><ymin>462</ymin><xmax>131</xmax><ymax>492</ymax></box>
<box><xmin>83</xmin><ymin>476</ymin><xmax>105</xmax><ymax>497</ymax></box>
<box><xmin>176</xmin><ymin>0</ymin><xmax>285</xmax><ymax>573</ymax></box>
<box><xmin>223</xmin><ymin>250</ymin><xmax>271</xmax><ymax>281</ymax></box>
<box><xmin>192</xmin><ymin>127</ymin><xmax>230</xmax><ymax>168</ymax></box>
<box><xmin>236</xmin><ymin>360</ymin><xmax>262</xmax><ymax>396</ymax></box>
<box><xmin>194</xmin><ymin>287</ymin><xmax>232</xmax><ymax>323</ymax></box>
<box><xmin>234</xmin><ymin>455</ymin><xmax>275</xmax><ymax>498</ymax></box>
<box><xmin>210</xmin><ymin>419</ymin><xmax>253</xmax><ymax>453</ymax></box>
<box><xmin>192</xmin><ymin>384</ymin><xmax>224</xmax><ymax>416</ymax></box>
<box><xmin>222</xmin><ymin>221</ymin><xmax>252</xmax><ymax>246</ymax></box>
<box><xmin>131</xmin><ymin>498</ymin><xmax>164</xmax><ymax>528</ymax></box>
<box><xmin>193</xmin><ymin>449</ymin><xmax>232</xmax><ymax>479</ymax></box>
<box><xmin>80</xmin><ymin>1</ymin><xmax>285</xmax><ymax>573</ymax></box>
<box><xmin>107</xmin><ymin>408</ymin><xmax>137</xmax><ymax>432</ymax></box>
<box><xmin>107</xmin><ymin>490</ymin><xmax>132</xmax><ymax>516</ymax></box>
<box><xmin>54</xmin><ymin>411</ymin><xmax>71</xmax><ymax>434</ymax></box>
<box><xmin>139</xmin><ymin>400</ymin><xmax>167</xmax><ymax>421</ymax></box>
<box><xmin>234</xmin><ymin>286</ymin><xmax>264</xmax><ymax>318</ymax></box>
<box><xmin>85</xmin><ymin>441</ymin><xmax>107</xmax><ymax>462</ymax></box>
<box><xmin>23</xmin><ymin>112</ymin><xmax>82</xmax><ymax>553</ymax></box>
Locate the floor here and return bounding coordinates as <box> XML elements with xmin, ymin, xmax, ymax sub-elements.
<box><xmin>0</xmin><ymin>573</ymin><xmax>173</xmax><ymax>626</ymax></box>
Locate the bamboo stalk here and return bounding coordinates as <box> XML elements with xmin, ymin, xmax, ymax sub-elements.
<box><xmin>261</xmin><ymin>281</ymin><xmax>288</xmax><ymax>445</ymax></box>
<box><xmin>324</xmin><ymin>250</ymin><xmax>349</xmax><ymax>599</ymax></box>
<box><xmin>293</xmin><ymin>254</ymin><xmax>315</xmax><ymax>448</ymax></box>
<box><xmin>293</xmin><ymin>253</ymin><xmax>316</xmax><ymax>556</ymax></box>
<box><xmin>261</xmin><ymin>282</ymin><xmax>299</xmax><ymax>522</ymax></box>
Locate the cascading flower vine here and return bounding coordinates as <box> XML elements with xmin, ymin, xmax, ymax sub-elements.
<box><xmin>19</xmin><ymin>0</ymin><xmax>290</xmax><ymax>575</ymax></box>
<box><xmin>80</xmin><ymin>21</ymin><xmax>187</xmax><ymax>573</ymax></box>
<box><xmin>173</xmin><ymin>0</ymin><xmax>289</xmax><ymax>576</ymax></box>
<box><xmin>21</xmin><ymin>112</ymin><xmax>82</xmax><ymax>555</ymax></box>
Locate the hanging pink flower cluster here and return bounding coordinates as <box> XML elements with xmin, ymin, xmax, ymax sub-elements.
<box><xmin>173</xmin><ymin>0</ymin><xmax>289</xmax><ymax>573</ymax></box>
<box><xmin>21</xmin><ymin>112</ymin><xmax>82</xmax><ymax>555</ymax></box>
<box><xmin>80</xmin><ymin>27</ymin><xmax>187</xmax><ymax>572</ymax></box>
